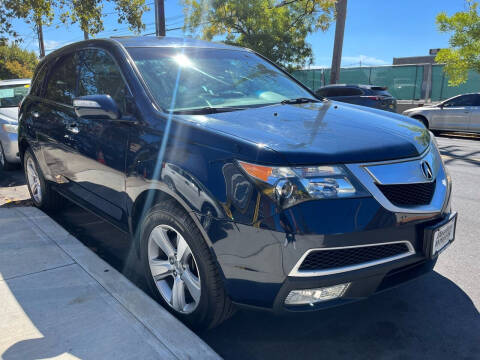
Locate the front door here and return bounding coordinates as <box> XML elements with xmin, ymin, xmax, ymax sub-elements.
<box><xmin>62</xmin><ymin>48</ymin><xmax>134</xmax><ymax>227</ymax></box>
<box><xmin>435</xmin><ymin>94</ymin><xmax>475</xmax><ymax>131</ymax></box>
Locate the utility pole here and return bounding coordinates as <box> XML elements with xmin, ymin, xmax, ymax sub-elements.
<box><xmin>155</xmin><ymin>0</ymin><xmax>166</xmax><ymax>36</ymax></box>
<box><xmin>36</xmin><ymin>21</ymin><xmax>45</xmax><ymax>58</ymax></box>
<box><xmin>330</xmin><ymin>0</ymin><xmax>347</xmax><ymax>84</ymax></box>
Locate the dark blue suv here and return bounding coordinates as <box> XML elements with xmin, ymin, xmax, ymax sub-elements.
<box><xmin>18</xmin><ymin>37</ymin><xmax>456</xmax><ymax>329</ymax></box>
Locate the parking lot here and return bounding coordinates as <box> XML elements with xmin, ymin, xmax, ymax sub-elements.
<box><xmin>1</xmin><ymin>134</ymin><xmax>479</xmax><ymax>359</ymax></box>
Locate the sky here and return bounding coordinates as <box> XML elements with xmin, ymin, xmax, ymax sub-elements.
<box><xmin>10</xmin><ymin>0</ymin><xmax>470</xmax><ymax>68</ymax></box>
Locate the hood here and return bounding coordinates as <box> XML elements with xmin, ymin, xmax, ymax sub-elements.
<box><xmin>181</xmin><ymin>101</ymin><xmax>430</xmax><ymax>165</ymax></box>
<box><xmin>0</xmin><ymin>107</ymin><xmax>19</xmax><ymax>122</ymax></box>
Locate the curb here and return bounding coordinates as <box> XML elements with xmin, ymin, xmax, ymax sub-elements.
<box><xmin>14</xmin><ymin>206</ymin><xmax>220</xmax><ymax>360</ymax></box>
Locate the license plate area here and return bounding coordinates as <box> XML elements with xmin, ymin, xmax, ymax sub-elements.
<box><xmin>423</xmin><ymin>213</ymin><xmax>457</xmax><ymax>258</ymax></box>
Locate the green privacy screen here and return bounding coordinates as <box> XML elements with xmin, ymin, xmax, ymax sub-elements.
<box><xmin>292</xmin><ymin>65</ymin><xmax>479</xmax><ymax>101</ymax></box>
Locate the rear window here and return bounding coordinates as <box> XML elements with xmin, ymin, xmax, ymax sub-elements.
<box><xmin>316</xmin><ymin>87</ymin><xmax>363</xmax><ymax>97</ymax></box>
<box><xmin>0</xmin><ymin>83</ymin><xmax>30</xmax><ymax>108</ymax></box>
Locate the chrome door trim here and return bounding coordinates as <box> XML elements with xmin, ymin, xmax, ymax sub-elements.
<box><xmin>288</xmin><ymin>240</ymin><xmax>415</xmax><ymax>277</ymax></box>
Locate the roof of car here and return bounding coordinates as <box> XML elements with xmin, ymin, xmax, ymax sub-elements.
<box><xmin>111</xmin><ymin>36</ymin><xmax>243</xmax><ymax>51</ymax></box>
<box><xmin>320</xmin><ymin>84</ymin><xmax>379</xmax><ymax>89</ymax></box>
<box><xmin>0</xmin><ymin>78</ymin><xmax>31</xmax><ymax>85</ymax></box>
<box><xmin>41</xmin><ymin>36</ymin><xmax>249</xmax><ymax>64</ymax></box>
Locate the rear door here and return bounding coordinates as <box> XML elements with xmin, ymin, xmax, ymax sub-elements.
<box><xmin>38</xmin><ymin>52</ymin><xmax>79</xmax><ymax>183</ymax></box>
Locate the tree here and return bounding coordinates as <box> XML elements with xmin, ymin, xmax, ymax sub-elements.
<box><xmin>0</xmin><ymin>42</ymin><xmax>38</xmax><ymax>79</ymax></box>
<box><xmin>1</xmin><ymin>0</ymin><xmax>58</xmax><ymax>57</ymax></box>
<box><xmin>181</xmin><ymin>0</ymin><xmax>336</xmax><ymax>69</ymax></box>
<box><xmin>435</xmin><ymin>0</ymin><xmax>480</xmax><ymax>86</ymax></box>
<box><xmin>58</xmin><ymin>0</ymin><xmax>150</xmax><ymax>40</ymax></box>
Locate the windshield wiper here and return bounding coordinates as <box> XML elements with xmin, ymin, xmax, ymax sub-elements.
<box><xmin>170</xmin><ymin>106</ymin><xmax>247</xmax><ymax>115</ymax></box>
<box><xmin>280</xmin><ymin>97</ymin><xmax>321</xmax><ymax>105</ymax></box>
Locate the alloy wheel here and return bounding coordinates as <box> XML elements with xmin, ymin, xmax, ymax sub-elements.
<box><xmin>148</xmin><ymin>224</ymin><xmax>201</xmax><ymax>314</ymax></box>
<box><xmin>26</xmin><ymin>157</ymin><xmax>42</xmax><ymax>203</ymax></box>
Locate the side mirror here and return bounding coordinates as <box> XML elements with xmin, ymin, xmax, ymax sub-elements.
<box><xmin>73</xmin><ymin>95</ymin><xmax>121</xmax><ymax>120</ymax></box>
<box><xmin>438</xmin><ymin>103</ymin><xmax>444</xmax><ymax>109</ymax></box>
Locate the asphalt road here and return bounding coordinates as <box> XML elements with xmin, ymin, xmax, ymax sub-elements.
<box><xmin>1</xmin><ymin>134</ymin><xmax>479</xmax><ymax>359</ymax></box>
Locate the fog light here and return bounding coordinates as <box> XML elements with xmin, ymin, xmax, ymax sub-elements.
<box><xmin>284</xmin><ymin>283</ymin><xmax>350</xmax><ymax>306</ymax></box>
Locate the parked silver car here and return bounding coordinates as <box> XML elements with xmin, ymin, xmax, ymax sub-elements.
<box><xmin>0</xmin><ymin>79</ymin><xmax>30</xmax><ymax>170</ymax></box>
<box><xmin>403</xmin><ymin>93</ymin><xmax>480</xmax><ymax>134</ymax></box>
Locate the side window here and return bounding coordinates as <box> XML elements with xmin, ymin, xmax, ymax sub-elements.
<box><xmin>45</xmin><ymin>53</ymin><xmax>77</xmax><ymax>105</ymax></box>
<box><xmin>444</xmin><ymin>95</ymin><xmax>476</xmax><ymax>107</ymax></box>
<box><xmin>30</xmin><ymin>63</ymin><xmax>48</xmax><ymax>97</ymax></box>
<box><xmin>78</xmin><ymin>49</ymin><xmax>129</xmax><ymax>113</ymax></box>
<box><xmin>316</xmin><ymin>87</ymin><xmax>338</xmax><ymax>97</ymax></box>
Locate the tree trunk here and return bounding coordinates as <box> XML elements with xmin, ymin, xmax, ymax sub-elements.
<box><xmin>37</xmin><ymin>21</ymin><xmax>45</xmax><ymax>58</ymax></box>
<box><xmin>330</xmin><ymin>0</ymin><xmax>347</xmax><ymax>84</ymax></box>
<box><xmin>84</xmin><ymin>30</ymin><xmax>89</xmax><ymax>40</ymax></box>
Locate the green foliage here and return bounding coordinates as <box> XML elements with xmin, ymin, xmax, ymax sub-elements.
<box><xmin>182</xmin><ymin>0</ymin><xmax>336</xmax><ymax>69</ymax></box>
<box><xmin>0</xmin><ymin>43</ymin><xmax>38</xmax><ymax>79</ymax></box>
<box><xmin>435</xmin><ymin>0</ymin><xmax>480</xmax><ymax>86</ymax></box>
<box><xmin>58</xmin><ymin>0</ymin><xmax>150</xmax><ymax>37</ymax></box>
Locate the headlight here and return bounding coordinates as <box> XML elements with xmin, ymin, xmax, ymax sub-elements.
<box><xmin>238</xmin><ymin>161</ymin><xmax>369</xmax><ymax>209</ymax></box>
<box><xmin>1</xmin><ymin>123</ymin><xmax>18</xmax><ymax>134</ymax></box>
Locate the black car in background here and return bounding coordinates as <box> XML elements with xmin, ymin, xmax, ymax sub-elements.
<box><xmin>315</xmin><ymin>84</ymin><xmax>397</xmax><ymax>112</ymax></box>
<box><xmin>18</xmin><ymin>37</ymin><xmax>455</xmax><ymax>329</ymax></box>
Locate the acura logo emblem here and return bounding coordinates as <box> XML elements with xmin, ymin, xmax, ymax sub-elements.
<box><xmin>421</xmin><ymin>161</ymin><xmax>433</xmax><ymax>180</ymax></box>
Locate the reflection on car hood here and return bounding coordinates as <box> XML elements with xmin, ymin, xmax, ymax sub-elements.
<box><xmin>183</xmin><ymin>101</ymin><xmax>430</xmax><ymax>164</ymax></box>
<box><xmin>0</xmin><ymin>107</ymin><xmax>19</xmax><ymax>122</ymax></box>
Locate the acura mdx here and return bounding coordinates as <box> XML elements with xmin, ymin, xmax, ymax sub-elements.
<box><xmin>18</xmin><ymin>37</ymin><xmax>456</xmax><ymax>328</ymax></box>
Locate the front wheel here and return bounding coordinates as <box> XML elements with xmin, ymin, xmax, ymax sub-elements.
<box><xmin>139</xmin><ymin>200</ymin><xmax>235</xmax><ymax>329</ymax></box>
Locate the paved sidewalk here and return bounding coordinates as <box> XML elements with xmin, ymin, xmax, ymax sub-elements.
<box><xmin>0</xmin><ymin>207</ymin><xmax>220</xmax><ymax>360</ymax></box>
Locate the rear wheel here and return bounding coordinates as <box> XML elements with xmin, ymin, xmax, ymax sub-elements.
<box><xmin>139</xmin><ymin>200</ymin><xmax>235</xmax><ymax>329</ymax></box>
<box><xmin>24</xmin><ymin>147</ymin><xmax>64</xmax><ymax>211</ymax></box>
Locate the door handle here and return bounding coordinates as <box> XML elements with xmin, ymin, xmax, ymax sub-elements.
<box><xmin>67</xmin><ymin>123</ymin><xmax>80</xmax><ymax>134</ymax></box>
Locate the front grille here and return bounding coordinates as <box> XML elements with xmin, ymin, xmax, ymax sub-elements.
<box><xmin>298</xmin><ymin>243</ymin><xmax>411</xmax><ymax>271</ymax></box>
<box><xmin>377</xmin><ymin>181</ymin><xmax>435</xmax><ymax>206</ymax></box>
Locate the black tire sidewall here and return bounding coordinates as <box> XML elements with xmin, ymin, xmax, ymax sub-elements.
<box><xmin>139</xmin><ymin>205</ymin><xmax>212</xmax><ymax>327</ymax></box>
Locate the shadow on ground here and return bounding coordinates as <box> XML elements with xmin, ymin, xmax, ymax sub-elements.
<box><xmin>46</xmin><ymin>202</ymin><xmax>480</xmax><ymax>360</ymax></box>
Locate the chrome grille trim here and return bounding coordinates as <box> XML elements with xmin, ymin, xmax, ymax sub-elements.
<box><xmin>346</xmin><ymin>144</ymin><xmax>449</xmax><ymax>214</ymax></box>
<box><xmin>288</xmin><ymin>241</ymin><xmax>415</xmax><ymax>277</ymax></box>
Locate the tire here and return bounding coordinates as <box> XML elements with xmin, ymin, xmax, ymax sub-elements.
<box><xmin>0</xmin><ymin>142</ymin><xmax>15</xmax><ymax>171</ymax></box>
<box><xmin>23</xmin><ymin>147</ymin><xmax>65</xmax><ymax>211</ymax></box>
<box><xmin>139</xmin><ymin>199</ymin><xmax>235</xmax><ymax>329</ymax></box>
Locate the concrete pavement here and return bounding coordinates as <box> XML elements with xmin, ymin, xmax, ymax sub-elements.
<box><xmin>0</xmin><ymin>206</ymin><xmax>220</xmax><ymax>360</ymax></box>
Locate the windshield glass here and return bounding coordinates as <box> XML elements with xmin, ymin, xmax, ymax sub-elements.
<box><xmin>0</xmin><ymin>83</ymin><xmax>30</xmax><ymax>108</ymax></box>
<box><xmin>128</xmin><ymin>47</ymin><xmax>315</xmax><ymax>112</ymax></box>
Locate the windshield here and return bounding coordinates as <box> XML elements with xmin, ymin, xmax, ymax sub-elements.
<box><xmin>0</xmin><ymin>83</ymin><xmax>30</xmax><ymax>108</ymax></box>
<box><xmin>127</xmin><ymin>47</ymin><xmax>315</xmax><ymax>112</ymax></box>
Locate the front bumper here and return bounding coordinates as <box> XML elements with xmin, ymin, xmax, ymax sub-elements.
<box><xmin>0</xmin><ymin>131</ymin><xmax>20</xmax><ymax>163</ymax></box>
<box><xmin>200</xmin><ymin>142</ymin><xmax>453</xmax><ymax>312</ymax></box>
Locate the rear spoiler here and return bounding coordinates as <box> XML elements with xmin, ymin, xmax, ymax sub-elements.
<box><xmin>371</xmin><ymin>86</ymin><xmax>388</xmax><ymax>91</ymax></box>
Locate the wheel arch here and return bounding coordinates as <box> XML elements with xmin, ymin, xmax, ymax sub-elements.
<box><xmin>130</xmin><ymin>187</ymin><xmax>215</xmax><ymax>252</ymax></box>
<box><xmin>18</xmin><ymin>137</ymin><xmax>30</xmax><ymax>163</ymax></box>
<box><xmin>411</xmin><ymin>114</ymin><xmax>429</xmax><ymax>129</ymax></box>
